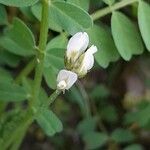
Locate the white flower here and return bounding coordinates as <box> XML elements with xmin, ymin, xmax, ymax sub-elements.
<box><xmin>66</xmin><ymin>32</ymin><xmax>89</xmax><ymax>62</ymax></box>
<box><xmin>57</xmin><ymin>69</ymin><xmax>77</xmax><ymax>90</ymax></box>
<box><xmin>79</xmin><ymin>45</ymin><xmax>97</xmax><ymax>76</ymax></box>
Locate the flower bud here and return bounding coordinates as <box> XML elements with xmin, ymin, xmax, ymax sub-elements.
<box><xmin>65</xmin><ymin>32</ymin><xmax>89</xmax><ymax>69</ymax></box>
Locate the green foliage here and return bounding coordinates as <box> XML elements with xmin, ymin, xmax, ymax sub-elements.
<box><xmin>32</xmin><ymin>1</ymin><xmax>92</xmax><ymax>34</ymax></box>
<box><xmin>123</xmin><ymin>144</ymin><xmax>144</xmax><ymax>150</ymax></box>
<box><xmin>67</xmin><ymin>0</ymin><xmax>90</xmax><ymax>11</ymax></box>
<box><xmin>0</xmin><ymin>51</ymin><xmax>20</xmax><ymax>67</ymax></box>
<box><xmin>101</xmin><ymin>105</ymin><xmax>118</xmax><ymax>123</ymax></box>
<box><xmin>0</xmin><ymin>0</ymin><xmax>150</xmax><ymax>149</ymax></box>
<box><xmin>0</xmin><ymin>5</ymin><xmax>7</xmax><ymax>25</ymax></box>
<box><xmin>0</xmin><ymin>18</ymin><xmax>36</xmax><ymax>56</ymax></box>
<box><xmin>0</xmin><ymin>68</ymin><xmax>13</xmax><ymax>83</ymax></box>
<box><xmin>138</xmin><ymin>1</ymin><xmax>150</xmax><ymax>51</ymax></box>
<box><xmin>77</xmin><ymin>117</ymin><xmax>97</xmax><ymax>135</ymax></box>
<box><xmin>0</xmin><ymin>81</ymin><xmax>28</xmax><ymax>102</ymax></box>
<box><xmin>0</xmin><ymin>0</ymin><xmax>39</xmax><ymax>7</ymax></box>
<box><xmin>87</xmin><ymin>24</ymin><xmax>119</xmax><ymax>68</ymax></box>
<box><xmin>111</xmin><ymin>11</ymin><xmax>143</xmax><ymax>60</ymax></box>
<box><xmin>83</xmin><ymin>132</ymin><xmax>108</xmax><ymax>149</ymax></box>
<box><xmin>103</xmin><ymin>0</ymin><xmax>115</xmax><ymax>5</ymax></box>
<box><xmin>111</xmin><ymin>128</ymin><xmax>135</xmax><ymax>143</ymax></box>
<box><xmin>90</xmin><ymin>85</ymin><xmax>110</xmax><ymax>99</ymax></box>
<box><xmin>36</xmin><ymin>109</ymin><xmax>63</xmax><ymax>136</ymax></box>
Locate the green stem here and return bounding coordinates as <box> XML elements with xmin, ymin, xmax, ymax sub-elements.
<box><xmin>91</xmin><ymin>0</ymin><xmax>138</xmax><ymax>21</ymax></box>
<box><xmin>15</xmin><ymin>59</ymin><xmax>36</xmax><ymax>84</ymax></box>
<box><xmin>30</xmin><ymin>0</ymin><xmax>50</xmax><ymax>108</ymax></box>
<box><xmin>48</xmin><ymin>90</ymin><xmax>61</xmax><ymax>106</ymax></box>
<box><xmin>76</xmin><ymin>81</ymin><xmax>91</xmax><ymax>118</ymax></box>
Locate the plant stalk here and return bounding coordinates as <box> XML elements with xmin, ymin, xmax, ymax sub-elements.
<box><xmin>30</xmin><ymin>0</ymin><xmax>50</xmax><ymax>108</ymax></box>
<box><xmin>91</xmin><ymin>0</ymin><xmax>138</xmax><ymax>21</ymax></box>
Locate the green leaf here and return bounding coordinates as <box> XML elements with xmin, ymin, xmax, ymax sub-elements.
<box><xmin>32</xmin><ymin>1</ymin><xmax>92</xmax><ymax>34</ymax></box>
<box><xmin>0</xmin><ymin>81</ymin><xmax>28</xmax><ymax>102</ymax></box>
<box><xmin>101</xmin><ymin>105</ymin><xmax>118</xmax><ymax>123</ymax></box>
<box><xmin>0</xmin><ymin>68</ymin><xmax>13</xmax><ymax>83</ymax></box>
<box><xmin>19</xmin><ymin>7</ymin><xmax>36</xmax><ymax>21</ymax></box>
<box><xmin>103</xmin><ymin>0</ymin><xmax>115</xmax><ymax>5</ymax></box>
<box><xmin>111</xmin><ymin>11</ymin><xmax>144</xmax><ymax>60</ymax></box>
<box><xmin>0</xmin><ymin>5</ymin><xmax>7</xmax><ymax>25</ymax></box>
<box><xmin>0</xmin><ymin>18</ymin><xmax>36</xmax><ymax>56</ymax></box>
<box><xmin>0</xmin><ymin>50</ymin><xmax>20</xmax><ymax>67</ymax></box>
<box><xmin>36</xmin><ymin>109</ymin><xmax>63</xmax><ymax>136</ymax></box>
<box><xmin>43</xmin><ymin>66</ymin><xmax>57</xmax><ymax>89</ymax></box>
<box><xmin>90</xmin><ymin>85</ymin><xmax>110</xmax><ymax>99</ymax></box>
<box><xmin>77</xmin><ymin>117</ymin><xmax>97</xmax><ymax>135</ymax></box>
<box><xmin>0</xmin><ymin>0</ymin><xmax>39</xmax><ymax>7</ymax></box>
<box><xmin>67</xmin><ymin>0</ymin><xmax>90</xmax><ymax>11</ymax></box>
<box><xmin>44</xmin><ymin>35</ymin><xmax>67</xmax><ymax>69</ymax></box>
<box><xmin>31</xmin><ymin>3</ymin><xmax>62</xmax><ymax>32</ymax></box>
<box><xmin>124</xmin><ymin>144</ymin><xmax>144</xmax><ymax>150</ymax></box>
<box><xmin>111</xmin><ymin>128</ymin><xmax>135</xmax><ymax>143</ymax></box>
<box><xmin>87</xmin><ymin>24</ymin><xmax>119</xmax><ymax>68</ymax></box>
<box><xmin>83</xmin><ymin>132</ymin><xmax>108</xmax><ymax>150</ymax></box>
<box><xmin>138</xmin><ymin>1</ymin><xmax>150</xmax><ymax>51</ymax></box>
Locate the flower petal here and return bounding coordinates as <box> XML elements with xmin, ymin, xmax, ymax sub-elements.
<box><xmin>82</xmin><ymin>53</ymin><xmax>94</xmax><ymax>71</ymax></box>
<box><xmin>67</xmin><ymin>32</ymin><xmax>89</xmax><ymax>55</ymax></box>
<box><xmin>57</xmin><ymin>69</ymin><xmax>77</xmax><ymax>90</ymax></box>
<box><xmin>86</xmin><ymin>45</ymin><xmax>98</xmax><ymax>55</ymax></box>
<box><xmin>65</xmin><ymin>71</ymin><xmax>78</xmax><ymax>90</ymax></box>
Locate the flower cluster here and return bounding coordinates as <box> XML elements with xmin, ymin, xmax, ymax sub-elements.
<box><xmin>57</xmin><ymin>32</ymin><xmax>97</xmax><ymax>91</ymax></box>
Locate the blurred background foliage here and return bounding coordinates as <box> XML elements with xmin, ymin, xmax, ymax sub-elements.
<box><xmin>0</xmin><ymin>0</ymin><xmax>150</xmax><ymax>149</ymax></box>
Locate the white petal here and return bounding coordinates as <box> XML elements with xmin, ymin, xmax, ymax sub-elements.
<box><xmin>57</xmin><ymin>69</ymin><xmax>68</xmax><ymax>83</ymax></box>
<box><xmin>57</xmin><ymin>69</ymin><xmax>77</xmax><ymax>90</ymax></box>
<box><xmin>66</xmin><ymin>71</ymin><xmax>77</xmax><ymax>90</ymax></box>
<box><xmin>82</xmin><ymin>53</ymin><xmax>94</xmax><ymax>71</ymax></box>
<box><xmin>86</xmin><ymin>45</ymin><xmax>97</xmax><ymax>55</ymax></box>
<box><xmin>67</xmin><ymin>32</ymin><xmax>89</xmax><ymax>55</ymax></box>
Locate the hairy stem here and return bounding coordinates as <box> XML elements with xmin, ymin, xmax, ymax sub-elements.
<box><xmin>30</xmin><ymin>0</ymin><xmax>50</xmax><ymax>108</ymax></box>
<box><xmin>91</xmin><ymin>0</ymin><xmax>138</xmax><ymax>21</ymax></box>
<box><xmin>48</xmin><ymin>90</ymin><xmax>61</xmax><ymax>106</ymax></box>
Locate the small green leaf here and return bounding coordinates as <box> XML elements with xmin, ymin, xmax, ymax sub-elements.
<box><xmin>0</xmin><ymin>68</ymin><xmax>13</xmax><ymax>83</ymax></box>
<box><xmin>0</xmin><ymin>18</ymin><xmax>36</xmax><ymax>56</ymax></box>
<box><xmin>138</xmin><ymin>1</ymin><xmax>150</xmax><ymax>51</ymax></box>
<box><xmin>124</xmin><ymin>144</ymin><xmax>144</xmax><ymax>150</ymax></box>
<box><xmin>111</xmin><ymin>11</ymin><xmax>144</xmax><ymax>60</ymax></box>
<box><xmin>87</xmin><ymin>24</ymin><xmax>119</xmax><ymax>68</ymax></box>
<box><xmin>77</xmin><ymin>117</ymin><xmax>97</xmax><ymax>135</ymax></box>
<box><xmin>103</xmin><ymin>0</ymin><xmax>115</xmax><ymax>5</ymax></box>
<box><xmin>0</xmin><ymin>81</ymin><xmax>28</xmax><ymax>102</ymax></box>
<box><xmin>0</xmin><ymin>51</ymin><xmax>20</xmax><ymax>67</ymax></box>
<box><xmin>0</xmin><ymin>0</ymin><xmax>39</xmax><ymax>7</ymax></box>
<box><xmin>44</xmin><ymin>35</ymin><xmax>67</xmax><ymax>69</ymax></box>
<box><xmin>43</xmin><ymin>66</ymin><xmax>57</xmax><ymax>89</ymax></box>
<box><xmin>111</xmin><ymin>128</ymin><xmax>135</xmax><ymax>143</ymax></box>
<box><xmin>101</xmin><ymin>105</ymin><xmax>118</xmax><ymax>123</ymax></box>
<box><xmin>67</xmin><ymin>0</ymin><xmax>90</xmax><ymax>11</ymax></box>
<box><xmin>83</xmin><ymin>132</ymin><xmax>108</xmax><ymax>150</ymax></box>
<box><xmin>0</xmin><ymin>5</ymin><xmax>7</xmax><ymax>25</ymax></box>
<box><xmin>32</xmin><ymin>1</ymin><xmax>92</xmax><ymax>34</ymax></box>
<box><xmin>36</xmin><ymin>109</ymin><xmax>63</xmax><ymax>136</ymax></box>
